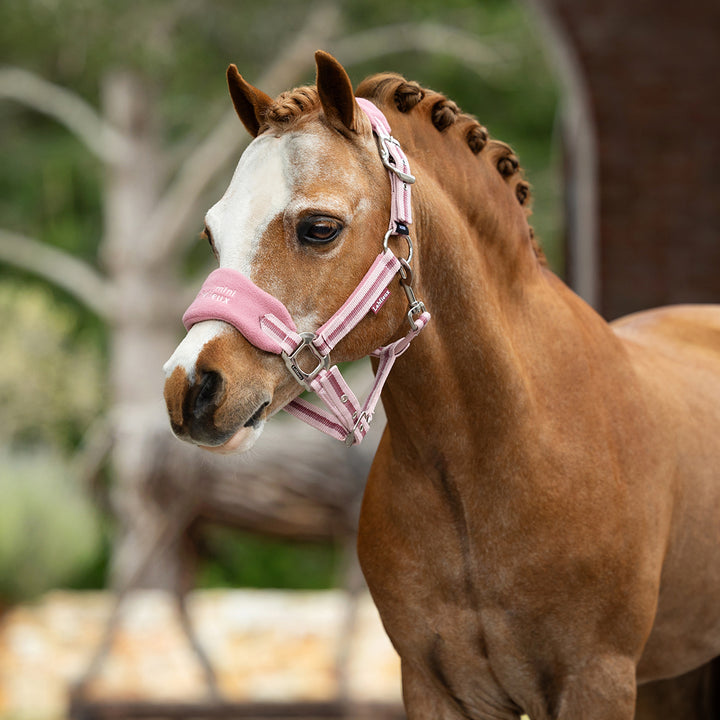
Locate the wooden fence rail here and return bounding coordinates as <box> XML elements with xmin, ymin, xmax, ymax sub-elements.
<box><xmin>69</xmin><ymin>696</ymin><xmax>406</xmax><ymax>720</ymax></box>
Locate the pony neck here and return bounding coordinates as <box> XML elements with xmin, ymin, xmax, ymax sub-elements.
<box><xmin>379</xmin><ymin>165</ymin><xmax>606</xmax><ymax>465</ymax></box>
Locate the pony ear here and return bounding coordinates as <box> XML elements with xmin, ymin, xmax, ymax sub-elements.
<box><xmin>315</xmin><ymin>50</ymin><xmax>357</xmax><ymax>134</ymax></box>
<box><xmin>226</xmin><ymin>64</ymin><xmax>274</xmax><ymax>138</ymax></box>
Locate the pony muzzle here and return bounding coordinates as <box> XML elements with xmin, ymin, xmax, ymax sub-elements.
<box><xmin>163</xmin><ymin>347</ymin><xmax>271</xmax><ymax>450</ymax></box>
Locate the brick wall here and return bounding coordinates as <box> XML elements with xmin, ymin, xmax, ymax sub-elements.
<box><xmin>546</xmin><ymin>0</ymin><xmax>720</xmax><ymax>319</ymax></box>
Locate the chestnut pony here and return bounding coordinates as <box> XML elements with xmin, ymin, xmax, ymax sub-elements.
<box><xmin>163</xmin><ymin>52</ymin><xmax>720</xmax><ymax>719</ymax></box>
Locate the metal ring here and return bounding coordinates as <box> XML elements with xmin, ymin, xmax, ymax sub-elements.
<box><xmin>383</xmin><ymin>229</ymin><xmax>413</xmax><ymax>264</ymax></box>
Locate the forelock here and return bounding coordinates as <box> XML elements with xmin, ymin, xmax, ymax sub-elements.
<box><xmin>260</xmin><ymin>86</ymin><xmax>322</xmax><ymax>133</ymax></box>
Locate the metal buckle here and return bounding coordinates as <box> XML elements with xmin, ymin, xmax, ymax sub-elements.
<box><xmin>344</xmin><ymin>411</ymin><xmax>370</xmax><ymax>447</ymax></box>
<box><xmin>376</xmin><ymin>135</ymin><xmax>416</xmax><ymax>185</ymax></box>
<box><xmin>281</xmin><ymin>332</ymin><xmax>330</xmax><ymax>391</ymax></box>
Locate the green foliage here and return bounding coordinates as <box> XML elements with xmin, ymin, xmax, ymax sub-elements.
<box><xmin>0</xmin><ymin>449</ymin><xmax>103</xmax><ymax>602</ymax></box>
<box><xmin>0</xmin><ymin>280</ymin><xmax>105</xmax><ymax>451</ymax></box>
<box><xmin>0</xmin><ymin>115</ymin><xmax>104</xmax><ymax>266</ymax></box>
<box><xmin>197</xmin><ymin>529</ymin><xmax>340</xmax><ymax>591</ymax></box>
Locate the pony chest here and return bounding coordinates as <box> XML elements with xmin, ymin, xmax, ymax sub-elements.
<box><xmin>358</xmin><ymin>465</ymin><xmax>497</xmax><ymax>651</ymax></box>
<box><xmin>378</xmin><ymin>591</ymin><xmax>524</xmax><ymax>718</ymax></box>
<box><xmin>359</xmin><ymin>457</ymin><xmax>505</xmax><ymax>600</ymax></box>
<box><xmin>359</xmin><ymin>530</ymin><xmax>538</xmax><ymax>719</ymax></box>
<box><xmin>358</xmin><ymin>463</ymin><xmax>538</xmax><ymax>714</ymax></box>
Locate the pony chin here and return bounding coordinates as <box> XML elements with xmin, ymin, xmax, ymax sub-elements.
<box><xmin>202</xmin><ymin>421</ymin><xmax>265</xmax><ymax>455</ymax></box>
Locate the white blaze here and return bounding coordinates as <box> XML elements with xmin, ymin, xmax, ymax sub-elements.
<box><xmin>163</xmin><ymin>134</ymin><xmax>292</xmax><ymax>380</ymax></box>
<box><xmin>162</xmin><ymin>320</ymin><xmax>230</xmax><ymax>381</ymax></box>
<box><xmin>205</xmin><ymin>134</ymin><xmax>291</xmax><ymax>276</ymax></box>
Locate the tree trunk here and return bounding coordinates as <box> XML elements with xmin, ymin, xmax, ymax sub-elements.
<box><xmin>100</xmin><ymin>69</ymin><xmax>187</xmax><ymax>591</ymax></box>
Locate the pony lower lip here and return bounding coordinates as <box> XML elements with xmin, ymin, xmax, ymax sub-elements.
<box><xmin>203</xmin><ymin>424</ymin><xmax>261</xmax><ymax>454</ymax></box>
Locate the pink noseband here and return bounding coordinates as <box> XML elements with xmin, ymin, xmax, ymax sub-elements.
<box><xmin>182</xmin><ymin>267</ymin><xmax>295</xmax><ymax>354</ymax></box>
<box><xmin>182</xmin><ymin>98</ymin><xmax>430</xmax><ymax>446</ymax></box>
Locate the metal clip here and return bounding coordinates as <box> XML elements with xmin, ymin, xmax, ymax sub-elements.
<box><xmin>398</xmin><ymin>258</ymin><xmax>426</xmax><ymax>331</ymax></box>
<box><xmin>376</xmin><ymin>135</ymin><xmax>416</xmax><ymax>185</ymax></box>
<box><xmin>344</xmin><ymin>411</ymin><xmax>370</xmax><ymax>447</ymax></box>
<box><xmin>404</xmin><ymin>295</ymin><xmax>427</xmax><ymax>331</ymax></box>
<box><xmin>281</xmin><ymin>332</ymin><xmax>330</xmax><ymax>391</ymax></box>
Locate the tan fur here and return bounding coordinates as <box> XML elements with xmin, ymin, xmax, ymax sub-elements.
<box><xmin>164</xmin><ymin>53</ymin><xmax>720</xmax><ymax>719</ymax></box>
<box><xmin>164</xmin><ymin>365</ymin><xmax>189</xmax><ymax>429</ymax></box>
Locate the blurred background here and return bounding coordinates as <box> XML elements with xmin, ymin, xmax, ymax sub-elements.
<box><xmin>1</xmin><ymin>0</ymin><xmax>716</xmax><ymax>717</ymax></box>
<box><xmin>0</xmin><ymin>1</ymin><xmax>562</xmax><ymax>714</ymax></box>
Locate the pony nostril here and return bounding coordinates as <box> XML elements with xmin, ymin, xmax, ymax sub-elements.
<box><xmin>192</xmin><ymin>370</ymin><xmax>225</xmax><ymax>420</ymax></box>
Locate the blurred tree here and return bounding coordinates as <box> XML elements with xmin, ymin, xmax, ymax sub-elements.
<box><xmin>0</xmin><ymin>0</ymin><xmax>560</xmax><ymax>594</ymax></box>
<box><xmin>0</xmin><ymin>283</ymin><xmax>105</xmax><ymax>602</ymax></box>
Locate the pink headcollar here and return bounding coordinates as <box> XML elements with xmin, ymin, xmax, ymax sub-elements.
<box><xmin>182</xmin><ymin>98</ymin><xmax>430</xmax><ymax>446</ymax></box>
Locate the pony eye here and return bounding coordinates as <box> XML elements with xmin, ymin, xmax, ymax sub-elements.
<box><xmin>297</xmin><ymin>216</ymin><xmax>343</xmax><ymax>245</ymax></box>
<box><xmin>202</xmin><ymin>227</ymin><xmax>218</xmax><ymax>259</ymax></box>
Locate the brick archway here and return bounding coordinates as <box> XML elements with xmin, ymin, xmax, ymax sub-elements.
<box><xmin>528</xmin><ymin>0</ymin><xmax>720</xmax><ymax>319</ymax></box>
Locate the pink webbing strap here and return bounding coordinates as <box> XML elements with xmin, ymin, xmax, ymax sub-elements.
<box><xmin>356</xmin><ymin>98</ymin><xmax>413</xmax><ymax>230</ymax></box>
<box><xmin>255</xmin><ymin>248</ymin><xmax>402</xmax><ymax>445</ymax></box>
<box><xmin>260</xmin><ymin>249</ymin><xmax>401</xmax><ymax>358</ymax></box>
<box><xmin>284</xmin><ymin>310</ymin><xmax>431</xmax><ymax>446</ymax></box>
<box><xmin>184</xmin><ymin>249</ymin><xmax>399</xmax><ymax>357</ymax></box>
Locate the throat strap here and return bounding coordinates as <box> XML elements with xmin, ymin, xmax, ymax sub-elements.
<box><xmin>285</xmin><ymin>310</ymin><xmax>430</xmax><ymax>446</ymax></box>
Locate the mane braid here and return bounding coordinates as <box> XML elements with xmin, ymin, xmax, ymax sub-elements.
<box><xmin>356</xmin><ymin>72</ymin><xmax>546</xmax><ymax>265</ymax></box>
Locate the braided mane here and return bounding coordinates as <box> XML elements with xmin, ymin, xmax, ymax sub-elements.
<box><xmin>261</xmin><ymin>72</ymin><xmax>545</xmax><ymax>264</ymax></box>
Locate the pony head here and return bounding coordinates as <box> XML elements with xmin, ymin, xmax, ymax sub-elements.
<box><xmin>163</xmin><ymin>52</ymin><xmax>414</xmax><ymax>453</ymax></box>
